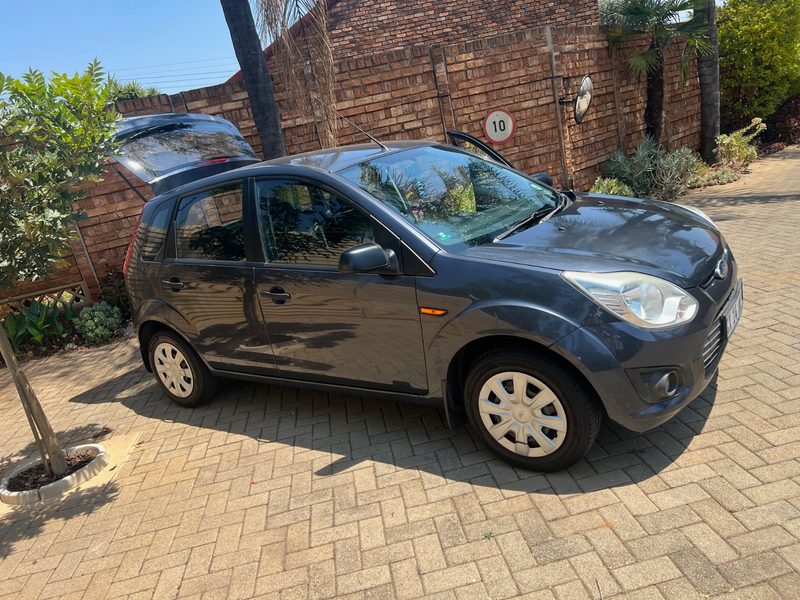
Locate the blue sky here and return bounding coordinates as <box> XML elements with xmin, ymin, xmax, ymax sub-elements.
<box><xmin>1</xmin><ymin>1</ymin><xmax>249</xmax><ymax>94</ymax></box>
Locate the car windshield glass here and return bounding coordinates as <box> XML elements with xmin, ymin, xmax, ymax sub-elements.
<box><xmin>338</xmin><ymin>146</ymin><xmax>558</xmax><ymax>252</ymax></box>
<box><xmin>116</xmin><ymin>121</ymin><xmax>257</xmax><ymax>182</ymax></box>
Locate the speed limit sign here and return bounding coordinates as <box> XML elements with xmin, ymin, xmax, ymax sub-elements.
<box><xmin>482</xmin><ymin>108</ymin><xmax>516</xmax><ymax>144</ymax></box>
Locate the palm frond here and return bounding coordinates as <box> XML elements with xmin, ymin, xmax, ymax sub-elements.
<box><xmin>608</xmin><ymin>25</ymin><xmax>630</xmax><ymax>47</ymax></box>
<box><xmin>254</xmin><ymin>0</ymin><xmax>338</xmax><ymax>147</ymax></box>
<box><xmin>665</xmin><ymin>0</ymin><xmax>705</xmax><ymax>14</ymax></box>
<box><xmin>674</xmin><ymin>13</ymin><xmax>710</xmax><ymax>38</ymax></box>
<box><xmin>627</xmin><ymin>47</ymin><xmax>662</xmax><ymax>77</ymax></box>
<box><xmin>678</xmin><ymin>35</ymin><xmax>713</xmax><ymax>86</ymax></box>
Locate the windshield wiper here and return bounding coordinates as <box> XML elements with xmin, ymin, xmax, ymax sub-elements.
<box><xmin>493</xmin><ymin>195</ymin><xmax>566</xmax><ymax>242</ymax></box>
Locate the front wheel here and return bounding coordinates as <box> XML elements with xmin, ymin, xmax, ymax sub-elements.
<box><xmin>148</xmin><ymin>332</ymin><xmax>218</xmax><ymax>408</ymax></box>
<box><xmin>464</xmin><ymin>347</ymin><xmax>601</xmax><ymax>472</ymax></box>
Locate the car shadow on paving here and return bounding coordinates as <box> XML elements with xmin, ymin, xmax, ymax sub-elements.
<box><xmin>65</xmin><ymin>359</ymin><xmax>715</xmax><ymax>493</ymax></box>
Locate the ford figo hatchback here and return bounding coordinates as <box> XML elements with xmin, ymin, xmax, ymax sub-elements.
<box><xmin>120</xmin><ymin>114</ymin><xmax>743</xmax><ymax>471</ymax></box>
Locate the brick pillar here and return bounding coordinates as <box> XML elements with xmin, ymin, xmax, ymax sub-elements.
<box><xmin>429</xmin><ymin>44</ymin><xmax>458</xmax><ymax>139</ymax></box>
<box><xmin>546</xmin><ymin>27</ymin><xmax>571</xmax><ymax>189</ymax></box>
<box><xmin>611</xmin><ymin>48</ymin><xmax>626</xmax><ymax>151</ymax></box>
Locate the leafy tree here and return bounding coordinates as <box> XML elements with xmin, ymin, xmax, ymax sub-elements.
<box><xmin>107</xmin><ymin>76</ymin><xmax>161</xmax><ymax>102</ymax></box>
<box><xmin>0</xmin><ymin>61</ymin><xmax>119</xmax><ymax>476</ymax></box>
<box><xmin>602</xmin><ymin>0</ymin><xmax>712</xmax><ymax>142</ymax></box>
<box><xmin>718</xmin><ymin>0</ymin><xmax>800</xmax><ymax>130</ymax></box>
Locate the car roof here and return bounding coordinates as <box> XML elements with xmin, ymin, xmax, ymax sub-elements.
<box><xmin>147</xmin><ymin>140</ymin><xmax>441</xmax><ymax>202</ymax></box>
<box><xmin>258</xmin><ymin>140</ymin><xmax>438</xmax><ymax>172</ymax></box>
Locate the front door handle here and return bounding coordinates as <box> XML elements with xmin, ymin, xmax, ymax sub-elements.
<box><xmin>261</xmin><ymin>287</ymin><xmax>291</xmax><ymax>304</ymax></box>
<box><xmin>162</xmin><ymin>278</ymin><xmax>184</xmax><ymax>290</ymax></box>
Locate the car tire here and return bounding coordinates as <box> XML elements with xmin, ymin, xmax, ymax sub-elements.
<box><xmin>464</xmin><ymin>347</ymin><xmax>601</xmax><ymax>472</ymax></box>
<box><xmin>148</xmin><ymin>332</ymin><xmax>218</xmax><ymax>408</ymax></box>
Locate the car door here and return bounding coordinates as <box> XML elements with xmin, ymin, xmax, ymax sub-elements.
<box><xmin>253</xmin><ymin>177</ymin><xmax>428</xmax><ymax>393</ymax></box>
<box><xmin>158</xmin><ymin>179</ymin><xmax>277</xmax><ymax>373</ymax></box>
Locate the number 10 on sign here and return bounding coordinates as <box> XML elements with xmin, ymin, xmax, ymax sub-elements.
<box><xmin>482</xmin><ymin>108</ymin><xmax>516</xmax><ymax>144</ymax></box>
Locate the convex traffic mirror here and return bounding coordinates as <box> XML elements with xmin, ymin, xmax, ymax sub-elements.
<box><xmin>574</xmin><ymin>75</ymin><xmax>593</xmax><ymax>124</ymax></box>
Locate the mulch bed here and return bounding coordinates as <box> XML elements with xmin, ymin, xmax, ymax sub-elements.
<box><xmin>5</xmin><ymin>450</ymin><xmax>96</xmax><ymax>492</ymax></box>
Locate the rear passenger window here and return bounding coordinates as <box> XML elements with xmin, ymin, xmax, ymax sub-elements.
<box><xmin>140</xmin><ymin>201</ymin><xmax>173</xmax><ymax>261</ymax></box>
<box><xmin>175</xmin><ymin>183</ymin><xmax>246</xmax><ymax>262</ymax></box>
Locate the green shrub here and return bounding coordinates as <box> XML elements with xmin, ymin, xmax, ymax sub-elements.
<box><xmin>716</xmin><ymin>118</ymin><xmax>767</xmax><ymax>169</ymax></box>
<box><xmin>719</xmin><ymin>0</ymin><xmax>800</xmax><ymax>130</ymax></box>
<box><xmin>589</xmin><ymin>177</ymin><xmax>635</xmax><ymax>197</ymax></box>
<box><xmin>602</xmin><ymin>137</ymin><xmax>701</xmax><ymax>202</ymax></box>
<box><xmin>75</xmin><ymin>301</ymin><xmax>122</xmax><ymax>344</ymax></box>
<box><xmin>688</xmin><ymin>165</ymin><xmax>742</xmax><ymax>189</ymax></box>
<box><xmin>1</xmin><ymin>300</ymin><xmax>75</xmax><ymax>354</ymax></box>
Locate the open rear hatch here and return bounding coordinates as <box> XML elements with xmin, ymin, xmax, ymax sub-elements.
<box><xmin>114</xmin><ymin>113</ymin><xmax>261</xmax><ymax>196</ymax></box>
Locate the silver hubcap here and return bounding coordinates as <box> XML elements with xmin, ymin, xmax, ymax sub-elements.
<box><xmin>154</xmin><ymin>343</ymin><xmax>194</xmax><ymax>398</ymax></box>
<box><xmin>478</xmin><ymin>371</ymin><xmax>568</xmax><ymax>457</ymax></box>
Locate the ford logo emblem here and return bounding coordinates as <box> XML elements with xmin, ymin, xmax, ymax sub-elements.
<box><xmin>715</xmin><ymin>251</ymin><xmax>729</xmax><ymax>279</ymax></box>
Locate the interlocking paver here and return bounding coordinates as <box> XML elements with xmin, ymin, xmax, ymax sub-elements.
<box><xmin>2</xmin><ymin>146</ymin><xmax>800</xmax><ymax>598</ymax></box>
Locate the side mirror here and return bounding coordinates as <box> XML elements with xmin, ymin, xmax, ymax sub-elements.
<box><xmin>339</xmin><ymin>243</ymin><xmax>396</xmax><ymax>274</ymax></box>
<box><xmin>531</xmin><ymin>172</ymin><xmax>553</xmax><ymax>187</ymax></box>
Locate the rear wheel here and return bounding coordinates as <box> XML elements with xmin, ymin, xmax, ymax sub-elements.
<box><xmin>464</xmin><ymin>347</ymin><xmax>600</xmax><ymax>471</ymax></box>
<box><xmin>148</xmin><ymin>332</ymin><xmax>217</xmax><ymax>408</ymax></box>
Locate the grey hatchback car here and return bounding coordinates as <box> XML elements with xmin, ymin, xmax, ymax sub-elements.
<box><xmin>120</xmin><ymin>113</ymin><xmax>743</xmax><ymax>471</ymax></box>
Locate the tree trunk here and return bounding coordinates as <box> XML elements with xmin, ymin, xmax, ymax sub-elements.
<box><xmin>698</xmin><ymin>0</ymin><xmax>720</xmax><ymax>163</ymax></box>
<box><xmin>220</xmin><ymin>0</ymin><xmax>287</xmax><ymax>160</ymax></box>
<box><xmin>645</xmin><ymin>50</ymin><xmax>665</xmax><ymax>142</ymax></box>
<box><xmin>0</xmin><ymin>325</ymin><xmax>68</xmax><ymax>475</ymax></box>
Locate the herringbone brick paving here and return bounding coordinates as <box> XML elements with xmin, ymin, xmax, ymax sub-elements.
<box><xmin>1</xmin><ymin>146</ymin><xmax>799</xmax><ymax>599</ymax></box>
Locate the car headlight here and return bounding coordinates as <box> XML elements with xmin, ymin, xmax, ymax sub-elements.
<box><xmin>674</xmin><ymin>203</ymin><xmax>716</xmax><ymax>228</ymax></box>
<box><xmin>562</xmin><ymin>271</ymin><xmax>699</xmax><ymax>329</ymax></box>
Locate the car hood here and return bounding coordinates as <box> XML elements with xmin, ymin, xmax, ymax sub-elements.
<box><xmin>460</xmin><ymin>193</ymin><xmax>723</xmax><ymax>287</ymax></box>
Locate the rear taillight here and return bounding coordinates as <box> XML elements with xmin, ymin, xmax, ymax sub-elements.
<box><xmin>123</xmin><ymin>210</ymin><xmax>144</xmax><ymax>279</ymax></box>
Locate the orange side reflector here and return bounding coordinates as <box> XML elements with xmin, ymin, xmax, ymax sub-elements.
<box><xmin>420</xmin><ymin>307</ymin><xmax>448</xmax><ymax>316</ymax></box>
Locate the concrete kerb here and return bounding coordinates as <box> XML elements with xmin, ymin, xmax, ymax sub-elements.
<box><xmin>0</xmin><ymin>443</ymin><xmax>110</xmax><ymax>505</ymax></box>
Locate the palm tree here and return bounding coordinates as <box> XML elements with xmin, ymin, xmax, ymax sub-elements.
<box><xmin>254</xmin><ymin>0</ymin><xmax>338</xmax><ymax>147</ymax></box>
<box><xmin>220</xmin><ymin>0</ymin><xmax>287</xmax><ymax>159</ymax></box>
<box><xmin>697</xmin><ymin>0</ymin><xmax>720</xmax><ymax>163</ymax></box>
<box><xmin>605</xmin><ymin>0</ymin><xmax>712</xmax><ymax>142</ymax></box>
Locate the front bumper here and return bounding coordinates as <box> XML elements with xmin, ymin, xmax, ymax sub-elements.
<box><xmin>551</xmin><ymin>271</ymin><xmax>741</xmax><ymax>433</ymax></box>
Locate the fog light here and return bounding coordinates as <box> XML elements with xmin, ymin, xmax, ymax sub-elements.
<box><xmin>651</xmin><ymin>370</ymin><xmax>679</xmax><ymax>400</ymax></box>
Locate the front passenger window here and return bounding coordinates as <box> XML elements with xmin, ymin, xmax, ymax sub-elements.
<box><xmin>257</xmin><ymin>180</ymin><xmax>374</xmax><ymax>266</ymax></box>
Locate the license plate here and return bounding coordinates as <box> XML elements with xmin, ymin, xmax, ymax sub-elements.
<box><xmin>722</xmin><ymin>278</ymin><xmax>743</xmax><ymax>339</ymax></box>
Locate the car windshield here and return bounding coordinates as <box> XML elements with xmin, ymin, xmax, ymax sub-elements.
<box><xmin>338</xmin><ymin>146</ymin><xmax>558</xmax><ymax>252</ymax></box>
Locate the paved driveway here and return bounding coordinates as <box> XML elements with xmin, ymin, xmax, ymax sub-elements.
<box><xmin>1</xmin><ymin>147</ymin><xmax>799</xmax><ymax>600</ymax></box>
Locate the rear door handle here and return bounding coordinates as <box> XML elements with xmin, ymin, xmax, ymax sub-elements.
<box><xmin>162</xmin><ymin>278</ymin><xmax>185</xmax><ymax>290</ymax></box>
<box><xmin>261</xmin><ymin>287</ymin><xmax>291</xmax><ymax>304</ymax></box>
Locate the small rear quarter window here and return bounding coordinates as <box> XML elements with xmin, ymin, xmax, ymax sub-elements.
<box><xmin>140</xmin><ymin>200</ymin><xmax>173</xmax><ymax>261</ymax></box>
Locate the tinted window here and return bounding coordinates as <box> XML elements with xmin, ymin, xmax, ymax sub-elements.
<box><xmin>257</xmin><ymin>180</ymin><xmax>373</xmax><ymax>266</ymax></box>
<box><xmin>339</xmin><ymin>146</ymin><xmax>557</xmax><ymax>252</ymax></box>
<box><xmin>140</xmin><ymin>200</ymin><xmax>173</xmax><ymax>261</ymax></box>
<box><xmin>175</xmin><ymin>183</ymin><xmax>246</xmax><ymax>261</ymax></box>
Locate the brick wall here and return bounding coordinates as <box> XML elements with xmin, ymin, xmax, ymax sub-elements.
<box><xmin>326</xmin><ymin>0</ymin><xmax>600</xmax><ymax>59</ymax></box>
<box><xmin>2</xmin><ymin>24</ymin><xmax>702</xmax><ymax>305</ymax></box>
